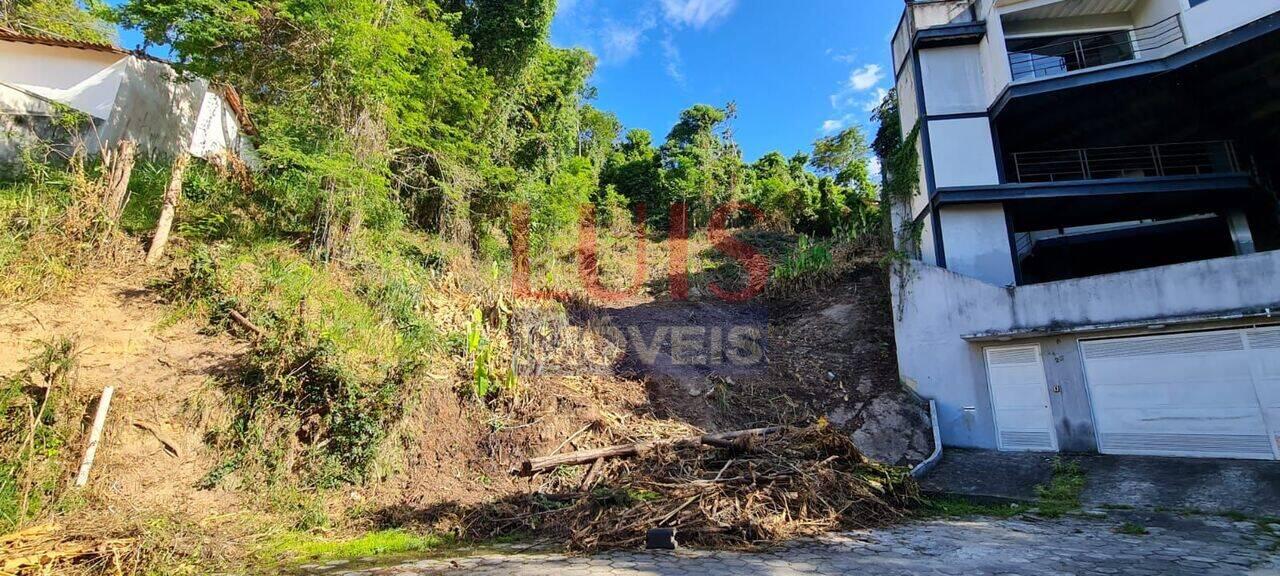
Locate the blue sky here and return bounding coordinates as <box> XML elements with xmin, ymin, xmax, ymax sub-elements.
<box><xmin>112</xmin><ymin>0</ymin><xmax>903</xmax><ymax>163</ymax></box>
<box><xmin>552</xmin><ymin>0</ymin><xmax>902</xmax><ymax>162</ymax></box>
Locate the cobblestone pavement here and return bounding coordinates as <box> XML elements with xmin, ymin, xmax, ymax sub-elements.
<box><xmin>306</xmin><ymin>512</ymin><xmax>1280</xmax><ymax>576</ymax></box>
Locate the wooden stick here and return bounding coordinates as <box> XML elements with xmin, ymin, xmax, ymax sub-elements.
<box><xmin>516</xmin><ymin>427</ymin><xmax>783</xmax><ymax>477</ymax></box>
<box><xmin>75</xmin><ymin>386</ymin><xmax>114</xmax><ymax>487</ymax></box>
<box><xmin>550</xmin><ymin>423</ymin><xmax>594</xmax><ymax>457</ymax></box>
<box><xmin>131</xmin><ymin>420</ymin><xmax>183</xmax><ymax>459</ymax></box>
<box><xmin>228</xmin><ymin>309</ymin><xmax>265</xmax><ymax>337</ymax></box>
<box><xmin>578</xmin><ymin>457</ymin><xmax>605</xmax><ymax>492</ymax></box>
<box><xmin>145</xmin><ymin>153</ymin><xmax>190</xmax><ymax>264</ymax></box>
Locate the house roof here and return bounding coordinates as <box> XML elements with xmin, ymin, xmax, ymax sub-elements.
<box><xmin>0</xmin><ymin>27</ymin><xmax>128</xmax><ymax>56</ymax></box>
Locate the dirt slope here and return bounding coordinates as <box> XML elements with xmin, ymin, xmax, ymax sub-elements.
<box><xmin>0</xmin><ymin>274</ymin><xmax>247</xmax><ymax>519</ymax></box>
<box><xmin>586</xmin><ymin>252</ymin><xmax>933</xmax><ymax>466</ymax></box>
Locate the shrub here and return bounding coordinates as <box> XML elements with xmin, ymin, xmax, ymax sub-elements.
<box><xmin>771</xmin><ymin>235</ymin><xmax>834</xmax><ymax>291</ymax></box>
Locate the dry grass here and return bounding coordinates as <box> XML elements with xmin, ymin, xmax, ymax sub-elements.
<box><xmin>0</xmin><ymin>152</ymin><xmax>142</xmax><ymax>302</ymax></box>
<box><xmin>1</xmin><ymin>524</ymin><xmax>138</xmax><ymax>576</ymax></box>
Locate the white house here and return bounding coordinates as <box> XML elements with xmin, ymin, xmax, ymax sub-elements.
<box><xmin>888</xmin><ymin>0</ymin><xmax>1280</xmax><ymax>460</ymax></box>
<box><xmin>0</xmin><ymin>28</ymin><xmax>257</xmax><ymax>165</ymax></box>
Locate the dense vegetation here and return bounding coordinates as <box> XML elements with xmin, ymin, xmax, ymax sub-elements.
<box><xmin>0</xmin><ymin>0</ymin><xmax>114</xmax><ymax>42</ymax></box>
<box><xmin>111</xmin><ymin>0</ymin><xmax>879</xmax><ymax>245</ymax></box>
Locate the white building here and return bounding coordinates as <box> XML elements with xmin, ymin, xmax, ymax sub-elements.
<box><xmin>0</xmin><ymin>28</ymin><xmax>256</xmax><ymax>165</ymax></box>
<box><xmin>888</xmin><ymin>0</ymin><xmax>1280</xmax><ymax>460</ymax></box>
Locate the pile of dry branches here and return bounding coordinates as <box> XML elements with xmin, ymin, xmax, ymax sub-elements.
<box><xmin>0</xmin><ymin>525</ymin><xmax>139</xmax><ymax>576</ymax></box>
<box><xmin>455</xmin><ymin>424</ymin><xmax>919</xmax><ymax>552</ymax></box>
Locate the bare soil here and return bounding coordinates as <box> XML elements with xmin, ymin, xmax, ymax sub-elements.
<box><xmin>0</xmin><ymin>272</ymin><xmax>247</xmax><ymax>520</ymax></box>
<box><xmin>581</xmin><ymin>238</ymin><xmax>932</xmax><ymax>466</ymax></box>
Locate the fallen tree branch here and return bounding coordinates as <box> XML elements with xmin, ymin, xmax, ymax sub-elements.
<box><xmin>578</xmin><ymin>457</ymin><xmax>605</xmax><ymax>492</ymax></box>
<box><xmin>516</xmin><ymin>427</ymin><xmax>783</xmax><ymax>477</ymax></box>
<box><xmin>228</xmin><ymin>309</ymin><xmax>265</xmax><ymax>338</ymax></box>
<box><xmin>131</xmin><ymin>420</ymin><xmax>183</xmax><ymax>459</ymax></box>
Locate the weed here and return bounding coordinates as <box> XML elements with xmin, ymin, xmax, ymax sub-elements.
<box><xmin>1116</xmin><ymin>522</ymin><xmax>1149</xmax><ymax>536</ymax></box>
<box><xmin>195</xmin><ymin>457</ymin><xmax>242</xmax><ymax>491</ymax></box>
<box><xmin>266</xmin><ymin>484</ymin><xmax>332</xmax><ymax>531</ymax></box>
<box><xmin>1034</xmin><ymin>458</ymin><xmax>1087</xmax><ymax>519</ymax></box>
<box><xmin>260</xmin><ymin>529</ymin><xmax>453</xmax><ymax>567</ymax></box>
<box><xmin>0</xmin><ymin>148</ymin><xmax>142</xmax><ymax>300</ymax></box>
<box><xmin>0</xmin><ymin>336</ymin><xmax>81</xmax><ymax>531</ymax></box>
<box><xmin>164</xmin><ymin>242</ymin><xmax>416</xmax><ymax>487</ymax></box>
<box><xmin>917</xmin><ymin>495</ymin><xmax>1027</xmax><ymax>519</ymax></box>
<box><xmin>771</xmin><ymin>235</ymin><xmax>833</xmax><ymax>288</ymax></box>
<box><xmin>589</xmin><ymin>486</ymin><xmax>665</xmax><ymax>508</ymax></box>
<box><xmin>461</xmin><ymin>308</ymin><xmax>517</xmax><ymax>404</ymax></box>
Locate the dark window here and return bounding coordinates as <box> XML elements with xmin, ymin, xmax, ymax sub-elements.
<box><xmin>1018</xmin><ymin>217</ymin><xmax>1236</xmax><ymax>284</ymax></box>
<box><xmin>1008</xmin><ymin>31</ymin><xmax>1136</xmax><ymax>80</ymax></box>
<box><xmin>1190</xmin><ymin>0</ymin><xmax>1212</xmax><ymax>6</ymax></box>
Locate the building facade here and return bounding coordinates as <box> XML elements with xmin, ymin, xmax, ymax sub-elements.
<box><xmin>0</xmin><ymin>29</ymin><xmax>257</xmax><ymax>166</ymax></box>
<box><xmin>889</xmin><ymin>0</ymin><xmax>1280</xmax><ymax>460</ymax></box>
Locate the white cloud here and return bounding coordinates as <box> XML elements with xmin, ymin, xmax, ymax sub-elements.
<box><xmin>848</xmin><ymin>64</ymin><xmax>885</xmax><ymax>92</ymax></box>
<box><xmin>660</xmin><ymin>0</ymin><xmax>738</xmax><ymax>29</ymax></box>
<box><xmin>862</xmin><ymin>87</ymin><xmax>889</xmax><ymax>112</ymax></box>
<box><xmin>826</xmin><ymin>48</ymin><xmax>858</xmax><ymax>64</ymax></box>
<box><xmin>820</xmin><ymin>88</ymin><xmax>888</xmax><ymax>133</ymax></box>
<box><xmin>557</xmin><ymin>0</ymin><xmax>582</xmax><ymax>16</ymax></box>
<box><xmin>869</xmin><ymin>156</ymin><xmax>882</xmax><ymax>179</ymax></box>
<box><xmin>830</xmin><ymin>62</ymin><xmax>888</xmax><ymax>111</ymax></box>
<box><xmin>600</xmin><ymin>17</ymin><xmax>656</xmax><ymax>64</ymax></box>
<box><xmin>661</xmin><ymin>32</ymin><xmax>685</xmax><ymax>85</ymax></box>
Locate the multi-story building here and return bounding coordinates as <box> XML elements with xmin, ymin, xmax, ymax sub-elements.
<box><xmin>888</xmin><ymin>0</ymin><xmax>1280</xmax><ymax>460</ymax></box>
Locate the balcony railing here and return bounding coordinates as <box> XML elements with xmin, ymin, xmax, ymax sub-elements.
<box><xmin>1008</xmin><ymin>14</ymin><xmax>1185</xmax><ymax>81</ymax></box>
<box><xmin>1011</xmin><ymin>141</ymin><xmax>1243</xmax><ymax>183</ymax></box>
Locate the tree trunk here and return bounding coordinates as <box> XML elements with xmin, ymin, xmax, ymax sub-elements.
<box><xmin>146</xmin><ymin>154</ymin><xmax>190</xmax><ymax>264</ymax></box>
<box><xmin>516</xmin><ymin>427</ymin><xmax>783</xmax><ymax>476</ymax></box>
<box><xmin>102</xmin><ymin>140</ymin><xmax>137</xmax><ymax>222</ymax></box>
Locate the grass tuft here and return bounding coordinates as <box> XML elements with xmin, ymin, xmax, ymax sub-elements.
<box><xmin>260</xmin><ymin>529</ymin><xmax>453</xmax><ymax>566</ymax></box>
<box><xmin>917</xmin><ymin>495</ymin><xmax>1027</xmax><ymax>519</ymax></box>
<box><xmin>1034</xmin><ymin>458</ymin><xmax>1087</xmax><ymax>519</ymax></box>
<box><xmin>1116</xmin><ymin>522</ymin><xmax>1149</xmax><ymax>536</ymax></box>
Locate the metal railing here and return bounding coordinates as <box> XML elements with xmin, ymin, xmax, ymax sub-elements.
<box><xmin>1011</xmin><ymin>141</ymin><xmax>1243</xmax><ymax>183</ymax></box>
<box><xmin>1008</xmin><ymin>14</ymin><xmax>1185</xmax><ymax>81</ymax></box>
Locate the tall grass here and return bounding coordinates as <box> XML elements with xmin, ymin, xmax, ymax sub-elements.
<box><xmin>0</xmin><ymin>337</ymin><xmax>81</xmax><ymax>532</ymax></box>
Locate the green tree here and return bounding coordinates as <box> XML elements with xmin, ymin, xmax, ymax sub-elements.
<box><xmin>659</xmin><ymin>103</ymin><xmax>742</xmax><ymax>227</ymax></box>
<box><xmin>601</xmin><ymin>129</ymin><xmax>661</xmax><ymax>217</ymax></box>
<box><xmin>810</xmin><ymin>126</ymin><xmax>879</xmax><ymax>235</ymax></box>
<box><xmin>440</xmin><ymin>0</ymin><xmax>556</xmax><ymax>88</ymax></box>
<box><xmin>576</xmin><ymin>105</ymin><xmax>620</xmax><ymax>168</ymax></box>
<box><xmin>811</xmin><ymin>126</ymin><xmax>874</xmax><ymax>194</ymax></box>
<box><xmin>1</xmin><ymin>0</ymin><xmax>113</xmax><ymax>43</ymax></box>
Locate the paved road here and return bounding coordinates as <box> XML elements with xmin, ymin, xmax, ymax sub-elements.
<box><xmin>305</xmin><ymin>512</ymin><xmax>1279</xmax><ymax>576</ymax></box>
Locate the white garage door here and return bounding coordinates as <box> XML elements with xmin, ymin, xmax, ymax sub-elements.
<box><xmin>1081</xmin><ymin>328</ymin><xmax>1280</xmax><ymax>460</ymax></box>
